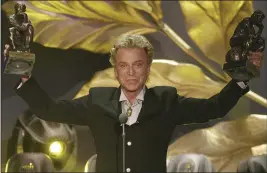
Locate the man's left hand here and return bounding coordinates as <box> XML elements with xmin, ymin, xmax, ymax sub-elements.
<box><xmin>248</xmin><ymin>51</ymin><xmax>264</xmax><ymax>70</ymax></box>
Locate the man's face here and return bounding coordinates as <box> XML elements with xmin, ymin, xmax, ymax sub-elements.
<box><xmin>114</xmin><ymin>48</ymin><xmax>150</xmax><ymax>92</ymax></box>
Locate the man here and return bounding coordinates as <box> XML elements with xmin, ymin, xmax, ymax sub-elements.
<box><xmin>4</xmin><ymin>34</ymin><xmax>264</xmax><ymax>172</ymax></box>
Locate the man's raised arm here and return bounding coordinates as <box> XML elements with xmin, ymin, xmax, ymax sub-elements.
<box><xmin>173</xmin><ymin>51</ymin><xmax>264</xmax><ymax>125</ymax></box>
<box><xmin>15</xmin><ymin>77</ymin><xmax>93</xmax><ymax>125</ymax></box>
<box><xmin>173</xmin><ymin>80</ymin><xmax>249</xmax><ymax>124</ymax></box>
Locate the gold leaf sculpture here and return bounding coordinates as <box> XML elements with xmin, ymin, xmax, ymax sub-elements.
<box><xmin>2</xmin><ymin>1</ymin><xmax>159</xmax><ymax>53</ymax></box>
<box><xmin>167</xmin><ymin>114</ymin><xmax>267</xmax><ymax>172</ymax></box>
<box><xmin>74</xmin><ymin>59</ymin><xmax>224</xmax><ymax>99</ymax></box>
<box><xmin>179</xmin><ymin>1</ymin><xmax>253</xmax><ymax>66</ymax></box>
<box><xmin>123</xmin><ymin>1</ymin><xmax>163</xmax><ymax>21</ymax></box>
<box><xmin>2</xmin><ymin>1</ymin><xmax>265</xmax><ymax>107</ymax></box>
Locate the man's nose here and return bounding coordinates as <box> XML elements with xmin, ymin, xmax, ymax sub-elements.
<box><xmin>128</xmin><ymin>66</ymin><xmax>135</xmax><ymax>76</ymax></box>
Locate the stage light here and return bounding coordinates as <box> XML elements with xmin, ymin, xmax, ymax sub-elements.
<box><xmin>7</xmin><ymin>111</ymin><xmax>77</xmax><ymax>171</ymax></box>
<box><xmin>49</xmin><ymin>141</ymin><xmax>66</xmax><ymax>157</ymax></box>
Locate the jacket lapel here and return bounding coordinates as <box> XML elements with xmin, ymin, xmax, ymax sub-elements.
<box><xmin>137</xmin><ymin>87</ymin><xmax>162</xmax><ymax>123</ymax></box>
<box><xmin>110</xmin><ymin>87</ymin><xmax>122</xmax><ymax>117</ymax></box>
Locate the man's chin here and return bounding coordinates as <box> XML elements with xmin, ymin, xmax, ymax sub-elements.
<box><xmin>123</xmin><ymin>85</ymin><xmax>141</xmax><ymax>92</ymax></box>
<box><xmin>125</xmin><ymin>87</ymin><xmax>139</xmax><ymax>92</ymax></box>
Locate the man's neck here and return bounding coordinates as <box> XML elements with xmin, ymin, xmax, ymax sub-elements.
<box><xmin>122</xmin><ymin>87</ymin><xmax>144</xmax><ymax>105</ymax></box>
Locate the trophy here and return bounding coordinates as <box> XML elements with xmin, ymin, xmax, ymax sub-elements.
<box><xmin>4</xmin><ymin>3</ymin><xmax>35</xmax><ymax>76</ymax></box>
<box><xmin>223</xmin><ymin>10</ymin><xmax>265</xmax><ymax>81</ymax></box>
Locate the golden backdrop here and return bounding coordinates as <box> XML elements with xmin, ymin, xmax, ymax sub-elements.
<box><xmin>167</xmin><ymin>114</ymin><xmax>267</xmax><ymax>172</ymax></box>
<box><xmin>3</xmin><ymin>1</ymin><xmax>265</xmax><ymax>107</ymax></box>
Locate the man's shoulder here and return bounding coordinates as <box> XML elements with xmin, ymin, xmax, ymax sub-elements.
<box><xmin>148</xmin><ymin>86</ymin><xmax>177</xmax><ymax>96</ymax></box>
<box><xmin>89</xmin><ymin>87</ymin><xmax>118</xmax><ymax>94</ymax></box>
<box><xmin>89</xmin><ymin>87</ymin><xmax>118</xmax><ymax>98</ymax></box>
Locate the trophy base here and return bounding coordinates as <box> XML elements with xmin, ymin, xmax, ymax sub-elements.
<box><xmin>223</xmin><ymin>60</ymin><xmax>259</xmax><ymax>81</ymax></box>
<box><xmin>4</xmin><ymin>51</ymin><xmax>35</xmax><ymax>76</ymax></box>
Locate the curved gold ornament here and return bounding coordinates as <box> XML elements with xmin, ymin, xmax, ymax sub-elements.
<box><xmin>179</xmin><ymin>1</ymin><xmax>254</xmax><ymax>66</ymax></box>
<box><xmin>167</xmin><ymin>114</ymin><xmax>267</xmax><ymax>172</ymax></box>
<box><xmin>2</xmin><ymin>1</ymin><xmax>158</xmax><ymax>53</ymax></box>
<box><xmin>2</xmin><ymin>1</ymin><xmax>265</xmax><ymax>107</ymax></box>
<box><xmin>123</xmin><ymin>1</ymin><xmax>163</xmax><ymax>21</ymax></box>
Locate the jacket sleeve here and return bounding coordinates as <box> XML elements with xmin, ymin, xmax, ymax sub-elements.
<box><xmin>15</xmin><ymin>77</ymin><xmax>93</xmax><ymax>125</ymax></box>
<box><xmin>174</xmin><ymin>80</ymin><xmax>250</xmax><ymax>124</ymax></box>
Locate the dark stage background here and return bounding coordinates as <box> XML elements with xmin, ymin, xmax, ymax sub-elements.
<box><xmin>1</xmin><ymin>1</ymin><xmax>267</xmax><ymax>171</ymax></box>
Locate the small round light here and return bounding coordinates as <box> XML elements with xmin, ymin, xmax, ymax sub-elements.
<box><xmin>49</xmin><ymin>141</ymin><xmax>65</xmax><ymax>157</ymax></box>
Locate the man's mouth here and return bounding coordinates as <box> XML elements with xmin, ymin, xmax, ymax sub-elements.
<box><xmin>127</xmin><ymin>79</ymin><xmax>137</xmax><ymax>83</ymax></box>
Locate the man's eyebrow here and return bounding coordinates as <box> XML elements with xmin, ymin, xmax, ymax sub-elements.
<box><xmin>134</xmin><ymin>60</ymin><xmax>144</xmax><ymax>63</ymax></box>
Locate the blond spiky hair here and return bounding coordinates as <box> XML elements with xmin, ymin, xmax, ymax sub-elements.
<box><xmin>109</xmin><ymin>34</ymin><xmax>154</xmax><ymax>66</ymax></box>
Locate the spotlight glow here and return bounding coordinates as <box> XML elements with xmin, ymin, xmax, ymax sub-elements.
<box><xmin>49</xmin><ymin>141</ymin><xmax>65</xmax><ymax>157</ymax></box>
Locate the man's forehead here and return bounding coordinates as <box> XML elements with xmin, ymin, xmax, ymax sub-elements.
<box><xmin>117</xmin><ymin>47</ymin><xmax>146</xmax><ymax>53</ymax></box>
<box><xmin>117</xmin><ymin>59</ymin><xmax>144</xmax><ymax>64</ymax></box>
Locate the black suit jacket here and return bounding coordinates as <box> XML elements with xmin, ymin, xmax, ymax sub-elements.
<box><xmin>15</xmin><ymin>78</ymin><xmax>249</xmax><ymax>172</ymax></box>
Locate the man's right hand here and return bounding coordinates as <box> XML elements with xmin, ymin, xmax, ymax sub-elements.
<box><xmin>3</xmin><ymin>44</ymin><xmax>31</xmax><ymax>83</ymax></box>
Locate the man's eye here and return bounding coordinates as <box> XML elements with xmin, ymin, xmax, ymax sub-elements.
<box><xmin>136</xmin><ymin>63</ymin><xmax>142</xmax><ymax>67</ymax></box>
<box><xmin>120</xmin><ymin>64</ymin><xmax>126</xmax><ymax>68</ymax></box>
